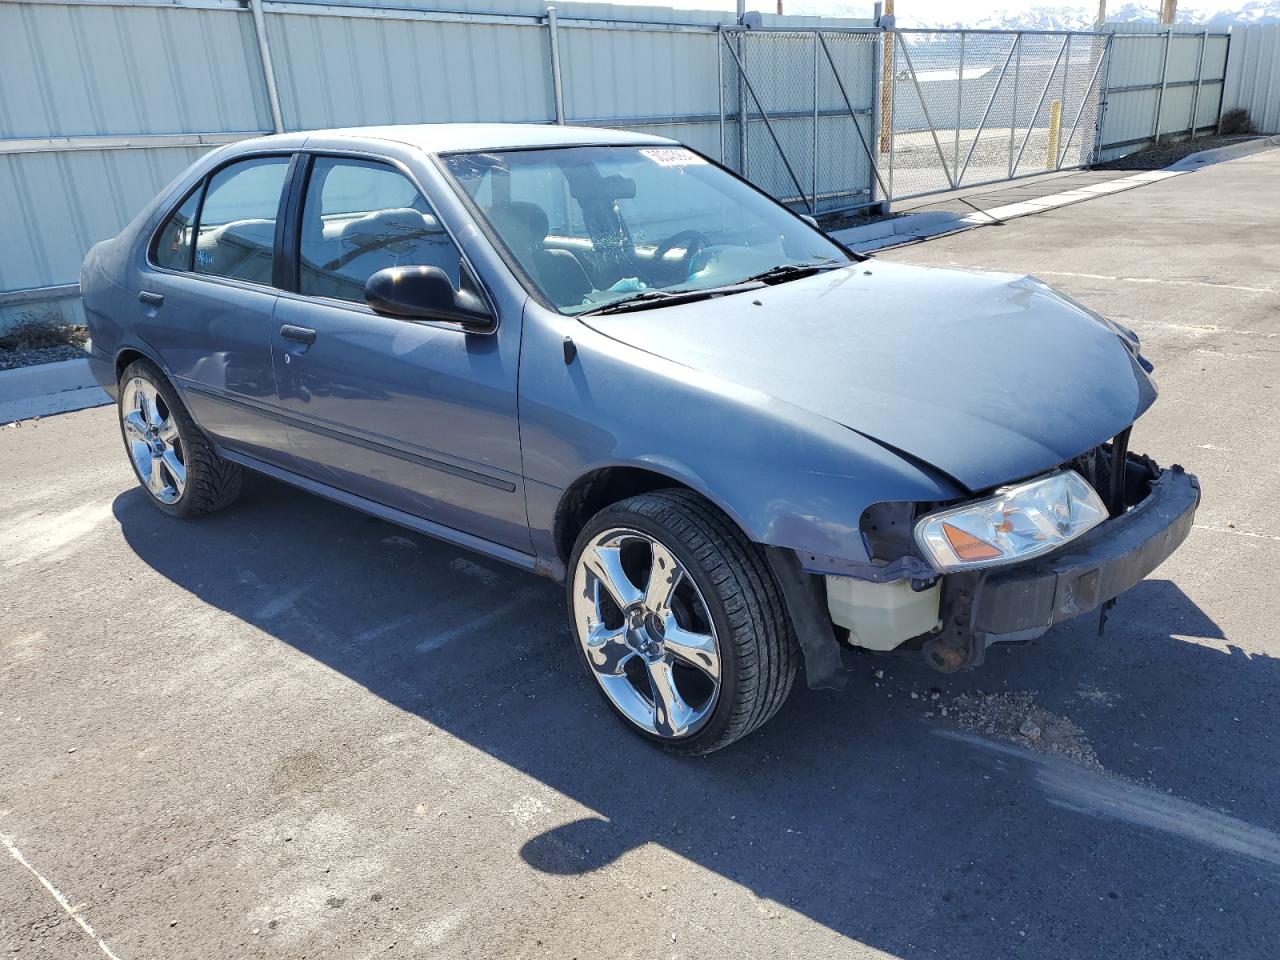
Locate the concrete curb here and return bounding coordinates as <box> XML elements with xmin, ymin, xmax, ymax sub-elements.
<box><xmin>0</xmin><ymin>356</ymin><xmax>110</xmax><ymax>423</ymax></box>
<box><xmin>1167</xmin><ymin>135</ymin><xmax>1280</xmax><ymax>171</ymax></box>
<box><xmin>832</xmin><ymin>211</ymin><xmax>972</xmax><ymax>252</ymax></box>
<box><xmin>833</xmin><ymin>170</ymin><xmax>1185</xmax><ymax>252</ymax></box>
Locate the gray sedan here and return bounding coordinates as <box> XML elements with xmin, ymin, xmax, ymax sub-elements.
<box><xmin>82</xmin><ymin>123</ymin><xmax>1199</xmax><ymax>753</ymax></box>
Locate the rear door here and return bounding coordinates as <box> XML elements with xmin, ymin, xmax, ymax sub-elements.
<box><xmin>138</xmin><ymin>154</ymin><xmax>294</xmax><ymax>466</ymax></box>
<box><xmin>270</xmin><ymin>153</ymin><xmax>530</xmax><ymax>553</ymax></box>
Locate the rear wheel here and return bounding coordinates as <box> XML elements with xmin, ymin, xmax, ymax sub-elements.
<box><xmin>118</xmin><ymin>358</ymin><xmax>242</xmax><ymax>518</ymax></box>
<box><xmin>567</xmin><ymin>489</ymin><xmax>798</xmax><ymax>755</ymax></box>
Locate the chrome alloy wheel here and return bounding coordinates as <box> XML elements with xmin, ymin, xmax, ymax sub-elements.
<box><xmin>572</xmin><ymin>528</ymin><xmax>722</xmax><ymax>739</ymax></box>
<box><xmin>120</xmin><ymin>377</ymin><xmax>186</xmax><ymax>504</ymax></box>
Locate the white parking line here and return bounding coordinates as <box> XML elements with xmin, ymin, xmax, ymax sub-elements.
<box><xmin>1194</xmin><ymin>524</ymin><xmax>1280</xmax><ymax>543</ymax></box>
<box><xmin>1</xmin><ymin>830</ymin><xmax>124</xmax><ymax>960</ymax></box>
<box><xmin>1031</xmin><ymin>269</ymin><xmax>1276</xmax><ymax>295</ymax></box>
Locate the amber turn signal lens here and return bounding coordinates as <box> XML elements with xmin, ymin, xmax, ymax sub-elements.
<box><xmin>941</xmin><ymin>522</ymin><xmax>1004</xmax><ymax>562</ymax></box>
<box><xmin>914</xmin><ymin>469</ymin><xmax>1109</xmax><ymax>572</ymax></box>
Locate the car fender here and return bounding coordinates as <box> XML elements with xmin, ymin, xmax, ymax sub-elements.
<box><xmin>518</xmin><ymin>304</ymin><xmax>965</xmax><ymax>567</ymax></box>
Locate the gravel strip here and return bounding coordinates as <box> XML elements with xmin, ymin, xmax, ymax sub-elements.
<box><xmin>0</xmin><ymin>343</ymin><xmax>88</xmax><ymax>371</ymax></box>
<box><xmin>1091</xmin><ymin>134</ymin><xmax>1263</xmax><ymax>171</ymax></box>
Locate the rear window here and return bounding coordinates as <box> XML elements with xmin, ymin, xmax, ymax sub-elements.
<box><xmin>152</xmin><ymin>188</ymin><xmax>200</xmax><ymax>271</ymax></box>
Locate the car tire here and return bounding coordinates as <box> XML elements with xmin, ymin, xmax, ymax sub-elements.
<box><xmin>118</xmin><ymin>358</ymin><xmax>242</xmax><ymax>518</ymax></box>
<box><xmin>567</xmin><ymin>488</ymin><xmax>798</xmax><ymax>755</ymax></box>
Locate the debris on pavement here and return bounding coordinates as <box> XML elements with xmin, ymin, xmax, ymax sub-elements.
<box><xmin>945</xmin><ymin>691</ymin><xmax>1103</xmax><ymax>773</ymax></box>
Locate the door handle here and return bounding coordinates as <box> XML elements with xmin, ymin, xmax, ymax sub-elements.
<box><xmin>280</xmin><ymin>324</ymin><xmax>317</xmax><ymax>345</ymax></box>
<box><xmin>138</xmin><ymin>291</ymin><xmax>164</xmax><ymax>307</ymax></box>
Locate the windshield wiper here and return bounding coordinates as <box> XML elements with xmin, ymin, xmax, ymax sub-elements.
<box><xmin>579</xmin><ymin>283</ymin><xmax>759</xmax><ymax>316</ymax></box>
<box><xmin>578</xmin><ymin>261</ymin><xmax>848</xmax><ymax>316</ymax></box>
<box><xmin>740</xmin><ymin>261</ymin><xmax>845</xmax><ymax>285</ymax></box>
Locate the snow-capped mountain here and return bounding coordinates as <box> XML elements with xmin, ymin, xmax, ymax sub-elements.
<box><xmin>800</xmin><ymin>2</ymin><xmax>1280</xmax><ymax>29</ymax></box>
<box><xmin>914</xmin><ymin>3</ymin><xmax>1280</xmax><ymax>30</ymax></box>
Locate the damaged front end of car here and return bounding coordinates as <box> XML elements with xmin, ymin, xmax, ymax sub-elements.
<box><xmin>801</xmin><ymin>434</ymin><xmax>1201</xmax><ymax>675</ymax></box>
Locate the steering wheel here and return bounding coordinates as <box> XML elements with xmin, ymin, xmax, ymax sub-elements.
<box><xmin>652</xmin><ymin>229</ymin><xmax>712</xmax><ymax>276</ymax></box>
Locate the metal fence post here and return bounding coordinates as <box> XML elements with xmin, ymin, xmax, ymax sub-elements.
<box><xmin>546</xmin><ymin>5</ymin><xmax>566</xmax><ymax>124</ymax></box>
<box><xmin>1057</xmin><ymin>34</ymin><xmax>1071</xmax><ymax>168</ymax></box>
<box><xmin>888</xmin><ymin>32</ymin><xmax>896</xmax><ymax>199</ymax></box>
<box><xmin>955</xmin><ymin>32</ymin><xmax>964</xmax><ymax>181</ymax></box>
<box><xmin>812</xmin><ymin>31</ymin><xmax>820</xmax><ymax>211</ymax></box>
<box><xmin>1190</xmin><ymin>29</ymin><xmax>1208</xmax><ymax>134</ymax></box>
<box><xmin>717</xmin><ymin>30</ymin><xmax>727</xmax><ymax>163</ymax></box>
<box><xmin>1214</xmin><ymin>31</ymin><xmax>1230</xmax><ymax>134</ymax></box>
<box><xmin>248</xmin><ymin>0</ymin><xmax>285</xmax><ymax>133</ymax></box>
<box><xmin>871</xmin><ymin>27</ymin><xmax>887</xmax><ymax>210</ymax></box>
<box><xmin>1093</xmin><ymin>32</ymin><xmax>1115</xmax><ymax>163</ymax></box>
<box><xmin>1009</xmin><ymin>33</ymin><xmax>1021</xmax><ymax>178</ymax></box>
<box><xmin>738</xmin><ymin>31</ymin><xmax>749</xmax><ymax>177</ymax></box>
<box><xmin>1153</xmin><ymin>26</ymin><xmax>1172</xmax><ymax>143</ymax></box>
<box><xmin>879</xmin><ymin>11</ymin><xmax>894</xmax><ymax>152</ymax></box>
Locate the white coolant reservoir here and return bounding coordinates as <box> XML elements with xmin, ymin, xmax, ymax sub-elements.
<box><xmin>825</xmin><ymin>576</ymin><xmax>942</xmax><ymax>652</ymax></box>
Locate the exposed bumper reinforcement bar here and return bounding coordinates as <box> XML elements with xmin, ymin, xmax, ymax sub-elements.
<box><xmin>923</xmin><ymin>461</ymin><xmax>1200</xmax><ymax>672</ymax></box>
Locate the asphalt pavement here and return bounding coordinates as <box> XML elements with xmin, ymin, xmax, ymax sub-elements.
<box><xmin>2</xmin><ymin>150</ymin><xmax>1278</xmax><ymax>960</ymax></box>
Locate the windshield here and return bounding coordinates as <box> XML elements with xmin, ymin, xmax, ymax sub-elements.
<box><xmin>441</xmin><ymin>145</ymin><xmax>852</xmax><ymax>314</ymax></box>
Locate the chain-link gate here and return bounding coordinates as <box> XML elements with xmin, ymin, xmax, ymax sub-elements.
<box><xmin>882</xmin><ymin>30</ymin><xmax>1110</xmax><ymax>199</ymax></box>
<box><xmin>718</xmin><ymin>27</ymin><xmax>885</xmax><ymax>215</ymax></box>
<box><xmin>717</xmin><ymin>27</ymin><xmax>1113</xmax><ymax>212</ymax></box>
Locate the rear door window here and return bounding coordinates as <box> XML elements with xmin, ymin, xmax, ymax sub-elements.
<box><xmin>152</xmin><ymin>188</ymin><xmax>200</xmax><ymax>271</ymax></box>
<box><xmin>194</xmin><ymin>156</ymin><xmax>290</xmax><ymax>284</ymax></box>
<box><xmin>297</xmin><ymin>156</ymin><xmax>462</xmax><ymax>304</ymax></box>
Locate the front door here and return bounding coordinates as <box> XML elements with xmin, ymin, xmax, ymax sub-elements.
<box><xmin>271</xmin><ymin>155</ymin><xmax>529</xmax><ymax>553</ymax></box>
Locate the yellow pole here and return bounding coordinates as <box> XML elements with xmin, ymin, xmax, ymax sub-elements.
<box><xmin>879</xmin><ymin>0</ymin><xmax>894</xmax><ymax>152</ymax></box>
<box><xmin>1045</xmin><ymin>100</ymin><xmax>1062</xmax><ymax>168</ymax></box>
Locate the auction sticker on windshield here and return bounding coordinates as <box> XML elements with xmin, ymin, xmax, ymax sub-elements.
<box><xmin>639</xmin><ymin>148</ymin><xmax>707</xmax><ymax>167</ymax></box>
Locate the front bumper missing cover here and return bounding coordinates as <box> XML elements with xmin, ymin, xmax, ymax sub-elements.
<box><xmin>922</xmin><ymin>459</ymin><xmax>1201</xmax><ymax>672</ymax></box>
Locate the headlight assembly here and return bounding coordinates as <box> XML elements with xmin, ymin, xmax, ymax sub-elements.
<box><xmin>914</xmin><ymin>470</ymin><xmax>1108</xmax><ymax>572</ymax></box>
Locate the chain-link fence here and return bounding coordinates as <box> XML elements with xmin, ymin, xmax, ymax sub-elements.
<box><xmin>719</xmin><ymin>28</ymin><xmax>882</xmax><ymax>215</ymax></box>
<box><xmin>717</xmin><ymin>27</ymin><xmax>1114</xmax><ymax>213</ymax></box>
<box><xmin>882</xmin><ymin>30</ymin><xmax>1110</xmax><ymax>200</ymax></box>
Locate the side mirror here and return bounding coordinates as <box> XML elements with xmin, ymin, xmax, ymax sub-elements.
<box><xmin>364</xmin><ymin>266</ymin><xmax>494</xmax><ymax>331</ymax></box>
<box><xmin>800</xmin><ymin>214</ymin><xmax>820</xmax><ymax>229</ymax></box>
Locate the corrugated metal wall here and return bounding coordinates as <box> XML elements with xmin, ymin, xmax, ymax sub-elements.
<box><xmin>0</xmin><ymin>0</ymin><xmax>757</xmax><ymax>331</ymax></box>
<box><xmin>1222</xmin><ymin>24</ymin><xmax>1280</xmax><ymax>133</ymax></box>
<box><xmin>0</xmin><ymin>0</ymin><xmax>273</xmax><ymax>329</ymax></box>
<box><xmin>1098</xmin><ymin>24</ymin><xmax>1230</xmax><ymax>161</ymax></box>
<box><xmin>265</xmin><ymin>9</ymin><xmax>555</xmax><ymax>128</ymax></box>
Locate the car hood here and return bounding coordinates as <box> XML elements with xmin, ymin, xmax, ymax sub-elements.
<box><xmin>580</xmin><ymin>261</ymin><xmax>1156</xmax><ymax>493</ymax></box>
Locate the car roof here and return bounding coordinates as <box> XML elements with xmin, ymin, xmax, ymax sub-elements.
<box><xmin>238</xmin><ymin>123</ymin><xmax>679</xmax><ymax>155</ymax></box>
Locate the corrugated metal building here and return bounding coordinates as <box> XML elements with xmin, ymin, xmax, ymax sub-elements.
<box><xmin>1221</xmin><ymin>23</ymin><xmax>1280</xmax><ymax>133</ymax></box>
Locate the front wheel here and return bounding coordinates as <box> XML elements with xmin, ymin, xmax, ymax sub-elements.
<box><xmin>118</xmin><ymin>358</ymin><xmax>242</xmax><ymax>518</ymax></box>
<box><xmin>567</xmin><ymin>489</ymin><xmax>798</xmax><ymax>755</ymax></box>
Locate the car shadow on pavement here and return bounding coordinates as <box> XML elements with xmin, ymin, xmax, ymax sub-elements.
<box><xmin>113</xmin><ymin>475</ymin><xmax>1280</xmax><ymax>958</ymax></box>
